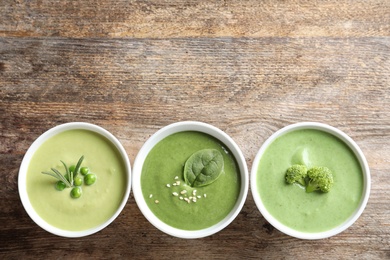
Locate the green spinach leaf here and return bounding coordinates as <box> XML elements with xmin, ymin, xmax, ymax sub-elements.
<box><xmin>183</xmin><ymin>149</ymin><xmax>224</xmax><ymax>187</ymax></box>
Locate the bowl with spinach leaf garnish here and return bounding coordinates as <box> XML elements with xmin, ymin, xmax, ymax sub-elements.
<box><xmin>132</xmin><ymin>121</ymin><xmax>248</xmax><ymax>239</ymax></box>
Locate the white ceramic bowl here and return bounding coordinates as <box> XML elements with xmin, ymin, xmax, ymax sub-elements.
<box><xmin>18</xmin><ymin>122</ymin><xmax>131</xmax><ymax>238</ymax></box>
<box><xmin>251</xmin><ymin>122</ymin><xmax>370</xmax><ymax>239</ymax></box>
<box><xmin>132</xmin><ymin>121</ymin><xmax>248</xmax><ymax>239</ymax></box>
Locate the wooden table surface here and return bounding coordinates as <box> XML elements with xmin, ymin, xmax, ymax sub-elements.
<box><xmin>1</xmin><ymin>1</ymin><xmax>389</xmax><ymax>259</ymax></box>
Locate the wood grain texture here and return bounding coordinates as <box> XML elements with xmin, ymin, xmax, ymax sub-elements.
<box><xmin>1</xmin><ymin>0</ymin><xmax>390</xmax><ymax>259</ymax></box>
<box><xmin>1</xmin><ymin>37</ymin><xmax>389</xmax><ymax>259</ymax></box>
<box><xmin>0</xmin><ymin>0</ymin><xmax>389</xmax><ymax>38</ymax></box>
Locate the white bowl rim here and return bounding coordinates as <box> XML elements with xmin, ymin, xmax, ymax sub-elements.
<box><xmin>132</xmin><ymin>121</ymin><xmax>249</xmax><ymax>239</ymax></box>
<box><xmin>250</xmin><ymin>122</ymin><xmax>371</xmax><ymax>240</ymax></box>
<box><xmin>18</xmin><ymin>122</ymin><xmax>132</xmax><ymax>238</ymax></box>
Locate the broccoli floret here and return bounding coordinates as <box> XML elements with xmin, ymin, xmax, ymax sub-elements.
<box><xmin>306</xmin><ymin>166</ymin><xmax>334</xmax><ymax>193</ymax></box>
<box><xmin>285</xmin><ymin>164</ymin><xmax>307</xmax><ymax>186</ymax></box>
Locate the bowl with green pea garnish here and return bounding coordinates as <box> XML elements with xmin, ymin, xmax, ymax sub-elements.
<box><xmin>132</xmin><ymin>121</ymin><xmax>248</xmax><ymax>238</ymax></box>
<box><xmin>18</xmin><ymin>122</ymin><xmax>131</xmax><ymax>237</ymax></box>
<box><xmin>251</xmin><ymin>122</ymin><xmax>370</xmax><ymax>239</ymax></box>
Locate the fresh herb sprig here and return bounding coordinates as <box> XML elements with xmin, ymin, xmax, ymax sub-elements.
<box><xmin>42</xmin><ymin>156</ymin><xmax>84</xmax><ymax>187</ymax></box>
<box><xmin>41</xmin><ymin>155</ymin><xmax>97</xmax><ymax>199</ymax></box>
<box><xmin>42</xmin><ymin>165</ymin><xmax>72</xmax><ymax>188</ymax></box>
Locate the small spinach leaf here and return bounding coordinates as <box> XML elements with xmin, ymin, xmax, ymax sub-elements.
<box><xmin>183</xmin><ymin>149</ymin><xmax>224</xmax><ymax>187</ymax></box>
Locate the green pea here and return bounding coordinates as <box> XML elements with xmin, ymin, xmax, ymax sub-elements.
<box><xmin>80</xmin><ymin>167</ymin><xmax>89</xmax><ymax>176</ymax></box>
<box><xmin>84</xmin><ymin>173</ymin><xmax>97</xmax><ymax>185</ymax></box>
<box><xmin>69</xmin><ymin>165</ymin><xmax>76</xmax><ymax>173</ymax></box>
<box><xmin>71</xmin><ymin>187</ymin><xmax>82</xmax><ymax>198</ymax></box>
<box><xmin>55</xmin><ymin>181</ymin><xmax>66</xmax><ymax>191</ymax></box>
<box><xmin>74</xmin><ymin>176</ymin><xmax>83</xmax><ymax>186</ymax></box>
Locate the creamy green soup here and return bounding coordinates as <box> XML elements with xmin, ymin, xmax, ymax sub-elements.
<box><xmin>257</xmin><ymin>129</ymin><xmax>363</xmax><ymax>233</ymax></box>
<box><xmin>26</xmin><ymin>129</ymin><xmax>127</xmax><ymax>231</ymax></box>
<box><xmin>141</xmin><ymin>131</ymin><xmax>241</xmax><ymax>230</ymax></box>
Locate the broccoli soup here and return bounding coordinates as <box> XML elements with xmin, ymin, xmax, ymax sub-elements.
<box><xmin>26</xmin><ymin>129</ymin><xmax>127</xmax><ymax>231</ymax></box>
<box><xmin>257</xmin><ymin>129</ymin><xmax>364</xmax><ymax>233</ymax></box>
<box><xmin>141</xmin><ymin>131</ymin><xmax>241</xmax><ymax>230</ymax></box>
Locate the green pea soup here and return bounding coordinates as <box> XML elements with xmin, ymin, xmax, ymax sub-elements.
<box><xmin>256</xmin><ymin>129</ymin><xmax>364</xmax><ymax>233</ymax></box>
<box><xmin>26</xmin><ymin>129</ymin><xmax>127</xmax><ymax>231</ymax></box>
<box><xmin>141</xmin><ymin>131</ymin><xmax>241</xmax><ymax>230</ymax></box>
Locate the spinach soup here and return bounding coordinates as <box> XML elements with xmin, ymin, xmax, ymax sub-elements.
<box><xmin>141</xmin><ymin>131</ymin><xmax>241</xmax><ymax>230</ymax></box>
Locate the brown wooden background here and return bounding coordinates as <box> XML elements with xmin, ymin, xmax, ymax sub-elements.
<box><xmin>1</xmin><ymin>0</ymin><xmax>389</xmax><ymax>259</ymax></box>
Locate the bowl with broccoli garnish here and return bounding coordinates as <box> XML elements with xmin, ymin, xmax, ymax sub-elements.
<box><xmin>251</xmin><ymin>122</ymin><xmax>370</xmax><ymax>239</ymax></box>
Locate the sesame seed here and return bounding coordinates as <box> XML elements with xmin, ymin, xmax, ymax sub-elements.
<box><xmin>193</xmin><ymin>198</ymin><xmax>197</xmax><ymax>202</ymax></box>
<box><xmin>176</xmin><ymin>180</ymin><xmax>180</xmax><ymax>185</ymax></box>
<box><xmin>184</xmin><ymin>198</ymin><xmax>190</xmax><ymax>203</ymax></box>
<box><xmin>172</xmin><ymin>183</ymin><xmax>177</xmax><ymax>186</ymax></box>
<box><xmin>204</xmin><ymin>194</ymin><xmax>207</xmax><ymax>198</ymax></box>
<box><xmin>174</xmin><ymin>176</ymin><xmax>179</xmax><ymax>180</ymax></box>
<box><xmin>149</xmin><ymin>194</ymin><xmax>153</xmax><ymax>198</ymax></box>
<box><xmin>166</xmin><ymin>184</ymin><xmax>171</xmax><ymax>188</ymax></box>
<box><xmin>179</xmin><ymin>196</ymin><xmax>184</xmax><ymax>200</ymax></box>
<box><xmin>172</xmin><ymin>192</ymin><xmax>179</xmax><ymax>196</ymax></box>
<box><xmin>155</xmin><ymin>200</ymin><xmax>159</xmax><ymax>204</ymax></box>
<box><xmin>197</xmin><ymin>195</ymin><xmax>201</xmax><ymax>199</ymax></box>
<box><xmin>180</xmin><ymin>190</ymin><xmax>187</xmax><ymax>194</ymax></box>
